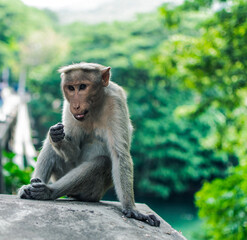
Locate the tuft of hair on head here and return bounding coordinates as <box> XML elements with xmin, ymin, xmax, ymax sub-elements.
<box><xmin>58</xmin><ymin>62</ymin><xmax>106</xmax><ymax>74</ymax></box>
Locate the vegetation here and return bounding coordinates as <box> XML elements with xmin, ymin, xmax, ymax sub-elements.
<box><xmin>156</xmin><ymin>0</ymin><xmax>247</xmax><ymax>239</ymax></box>
<box><xmin>3</xmin><ymin>151</ymin><xmax>33</xmax><ymax>194</ymax></box>
<box><xmin>1</xmin><ymin>0</ymin><xmax>247</xmax><ymax>238</ymax></box>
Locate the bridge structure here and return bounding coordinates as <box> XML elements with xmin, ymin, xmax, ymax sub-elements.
<box><xmin>0</xmin><ymin>87</ymin><xmax>36</xmax><ymax>193</ymax></box>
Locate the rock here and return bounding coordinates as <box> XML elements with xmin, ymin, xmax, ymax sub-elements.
<box><xmin>0</xmin><ymin>194</ymin><xmax>187</xmax><ymax>240</ymax></box>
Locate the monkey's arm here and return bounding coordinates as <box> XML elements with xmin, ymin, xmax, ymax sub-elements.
<box><xmin>108</xmin><ymin>100</ymin><xmax>160</xmax><ymax>227</ymax></box>
<box><xmin>18</xmin><ymin>139</ymin><xmax>57</xmax><ymax>199</ymax></box>
<box><xmin>49</xmin><ymin>123</ymin><xmax>80</xmax><ymax>161</ymax></box>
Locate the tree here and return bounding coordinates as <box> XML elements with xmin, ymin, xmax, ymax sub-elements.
<box><xmin>0</xmin><ymin>0</ymin><xmax>26</xmax><ymax>70</ymax></box>
<box><xmin>130</xmin><ymin>83</ymin><xmax>230</xmax><ymax>198</ymax></box>
<box><xmin>156</xmin><ymin>0</ymin><xmax>247</xmax><ymax>238</ymax></box>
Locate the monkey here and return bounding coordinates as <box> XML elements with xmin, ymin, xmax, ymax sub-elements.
<box><xmin>18</xmin><ymin>62</ymin><xmax>160</xmax><ymax>227</ymax></box>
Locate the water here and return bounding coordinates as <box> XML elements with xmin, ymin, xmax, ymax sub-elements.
<box><xmin>140</xmin><ymin>197</ymin><xmax>203</xmax><ymax>240</ymax></box>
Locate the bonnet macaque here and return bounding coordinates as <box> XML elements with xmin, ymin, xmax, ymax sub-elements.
<box><xmin>18</xmin><ymin>62</ymin><xmax>160</xmax><ymax>227</ymax></box>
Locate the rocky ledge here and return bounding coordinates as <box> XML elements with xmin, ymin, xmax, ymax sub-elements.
<box><xmin>0</xmin><ymin>194</ymin><xmax>187</xmax><ymax>240</ymax></box>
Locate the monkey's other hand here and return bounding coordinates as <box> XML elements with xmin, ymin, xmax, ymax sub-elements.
<box><xmin>49</xmin><ymin>123</ymin><xmax>65</xmax><ymax>143</ymax></box>
<box><xmin>25</xmin><ymin>178</ymin><xmax>53</xmax><ymax>200</ymax></box>
<box><xmin>123</xmin><ymin>208</ymin><xmax>160</xmax><ymax>227</ymax></box>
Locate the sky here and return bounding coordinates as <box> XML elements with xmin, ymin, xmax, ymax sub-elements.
<box><xmin>20</xmin><ymin>0</ymin><xmax>180</xmax><ymax>24</ymax></box>
<box><xmin>21</xmin><ymin>0</ymin><xmax>113</xmax><ymax>11</ymax></box>
<box><xmin>21</xmin><ymin>0</ymin><xmax>161</xmax><ymax>11</ymax></box>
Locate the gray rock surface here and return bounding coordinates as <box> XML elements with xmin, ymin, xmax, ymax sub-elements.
<box><xmin>0</xmin><ymin>194</ymin><xmax>187</xmax><ymax>240</ymax></box>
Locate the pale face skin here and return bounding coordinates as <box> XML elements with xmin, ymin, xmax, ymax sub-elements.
<box><xmin>62</xmin><ymin>68</ymin><xmax>110</xmax><ymax>122</ymax></box>
<box><xmin>63</xmin><ymin>80</ymin><xmax>94</xmax><ymax>121</ymax></box>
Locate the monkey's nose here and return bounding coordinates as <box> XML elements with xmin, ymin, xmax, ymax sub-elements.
<box><xmin>73</xmin><ymin>104</ymin><xmax>80</xmax><ymax>110</ymax></box>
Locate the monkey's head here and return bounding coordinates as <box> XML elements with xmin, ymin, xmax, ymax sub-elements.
<box><xmin>58</xmin><ymin>62</ymin><xmax>111</xmax><ymax>121</ymax></box>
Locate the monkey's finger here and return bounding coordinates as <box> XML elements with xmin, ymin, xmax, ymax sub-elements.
<box><xmin>21</xmin><ymin>188</ymin><xmax>32</xmax><ymax>199</ymax></box>
<box><xmin>24</xmin><ymin>188</ymin><xmax>30</xmax><ymax>194</ymax></box>
<box><xmin>31</xmin><ymin>178</ymin><xmax>42</xmax><ymax>184</ymax></box>
<box><xmin>132</xmin><ymin>211</ymin><xmax>144</xmax><ymax>221</ymax></box>
<box><xmin>29</xmin><ymin>191</ymin><xmax>46</xmax><ymax>200</ymax></box>
<box><xmin>50</xmin><ymin>126</ymin><xmax>63</xmax><ymax>132</ymax></box>
<box><xmin>123</xmin><ymin>210</ymin><xmax>132</xmax><ymax>218</ymax></box>
<box><xmin>126</xmin><ymin>212</ymin><xmax>132</xmax><ymax>218</ymax></box>
<box><xmin>21</xmin><ymin>192</ymin><xmax>31</xmax><ymax>199</ymax></box>
<box><xmin>29</xmin><ymin>186</ymin><xmax>45</xmax><ymax>192</ymax></box>
<box><xmin>149</xmin><ymin>214</ymin><xmax>160</xmax><ymax>227</ymax></box>
<box><xmin>51</xmin><ymin>134</ymin><xmax>65</xmax><ymax>142</ymax></box>
<box><xmin>50</xmin><ymin>126</ymin><xmax>63</xmax><ymax>133</ymax></box>
<box><xmin>54</xmin><ymin>123</ymin><xmax>64</xmax><ymax>129</ymax></box>
<box><xmin>50</xmin><ymin>129</ymin><xmax>64</xmax><ymax>135</ymax></box>
<box><xmin>144</xmin><ymin>215</ymin><xmax>155</xmax><ymax>226</ymax></box>
<box><xmin>50</xmin><ymin>126</ymin><xmax>64</xmax><ymax>133</ymax></box>
<box><xmin>31</xmin><ymin>183</ymin><xmax>46</xmax><ymax>188</ymax></box>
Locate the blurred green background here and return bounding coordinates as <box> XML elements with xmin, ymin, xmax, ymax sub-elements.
<box><xmin>1</xmin><ymin>0</ymin><xmax>247</xmax><ymax>239</ymax></box>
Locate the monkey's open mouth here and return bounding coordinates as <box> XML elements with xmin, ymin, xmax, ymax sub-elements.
<box><xmin>74</xmin><ymin>110</ymin><xmax>89</xmax><ymax>121</ymax></box>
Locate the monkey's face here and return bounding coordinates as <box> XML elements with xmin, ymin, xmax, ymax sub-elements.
<box><xmin>61</xmin><ymin>67</ymin><xmax>111</xmax><ymax>122</ymax></box>
<box><xmin>63</xmin><ymin>80</ymin><xmax>101</xmax><ymax>121</ymax></box>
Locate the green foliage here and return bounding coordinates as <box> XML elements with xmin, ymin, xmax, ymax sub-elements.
<box><xmin>196</xmin><ymin>165</ymin><xmax>247</xmax><ymax>240</ymax></box>
<box><xmin>0</xmin><ymin>0</ymin><xmax>25</xmax><ymax>68</ymax></box>
<box><xmin>61</xmin><ymin>13</ymin><xmax>169</xmax><ymax>70</ymax></box>
<box><xmin>130</xmin><ymin>84</ymin><xmax>231</xmax><ymax>198</ymax></box>
<box><xmin>3</xmin><ymin>151</ymin><xmax>33</xmax><ymax>194</ymax></box>
<box><xmin>28</xmin><ymin>63</ymin><xmax>64</xmax><ymax>142</ymax></box>
<box><xmin>157</xmin><ymin>0</ymin><xmax>247</xmax><ymax>238</ymax></box>
<box><xmin>157</xmin><ymin>0</ymin><xmax>247</xmax><ymax>159</ymax></box>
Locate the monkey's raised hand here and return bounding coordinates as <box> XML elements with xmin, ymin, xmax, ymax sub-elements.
<box><xmin>123</xmin><ymin>208</ymin><xmax>160</xmax><ymax>227</ymax></box>
<box><xmin>49</xmin><ymin>123</ymin><xmax>65</xmax><ymax>143</ymax></box>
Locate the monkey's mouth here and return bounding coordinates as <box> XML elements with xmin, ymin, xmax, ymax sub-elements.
<box><xmin>74</xmin><ymin>110</ymin><xmax>89</xmax><ymax>121</ymax></box>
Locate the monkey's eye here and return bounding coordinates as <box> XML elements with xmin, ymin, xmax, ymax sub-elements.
<box><xmin>79</xmin><ymin>84</ymin><xmax>87</xmax><ymax>90</ymax></box>
<box><xmin>68</xmin><ymin>85</ymin><xmax>75</xmax><ymax>91</ymax></box>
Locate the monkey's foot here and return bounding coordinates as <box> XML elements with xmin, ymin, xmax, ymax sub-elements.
<box><xmin>28</xmin><ymin>180</ymin><xmax>53</xmax><ymax>200</ymax></box>
<box><xmin>18</xmin><ymin>184</ymin><xmax>32</xmax><ymax>199</ymax></box>
<box><xmin>123</xmin><ymin>209</ymin><xmax>160</xmax><ymax>227</ymax></box>
<box><xmin>19</xmin><ymin>178</ymin><xmax>53</xmax><ymax>200</ymax></box>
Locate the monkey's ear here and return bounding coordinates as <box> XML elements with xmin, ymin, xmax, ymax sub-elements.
<box><xmin>101</xmin><ymin>67</ymin><xmax>111</xmax><ymax>87</ymax></box>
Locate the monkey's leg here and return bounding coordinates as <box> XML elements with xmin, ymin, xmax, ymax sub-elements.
<box><xmin>28</xmin><ymin>156</ymin><xmax>112</xmax><ymax>201</ymax></box>
<box><xmin>68</xmin><ymin>156</ymin><xmax>113</xmax><ymax>202</ymax></box>
<box><xmin>18</xmin><ymin>140</ymin><xmax>60</xmax><ymax>199</ymax></box>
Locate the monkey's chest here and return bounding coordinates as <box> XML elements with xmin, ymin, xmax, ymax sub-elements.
<box><xmin>74</xmin><ymin>132</ymin><xmax>109</xmax><ymax>164</ymax></box>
